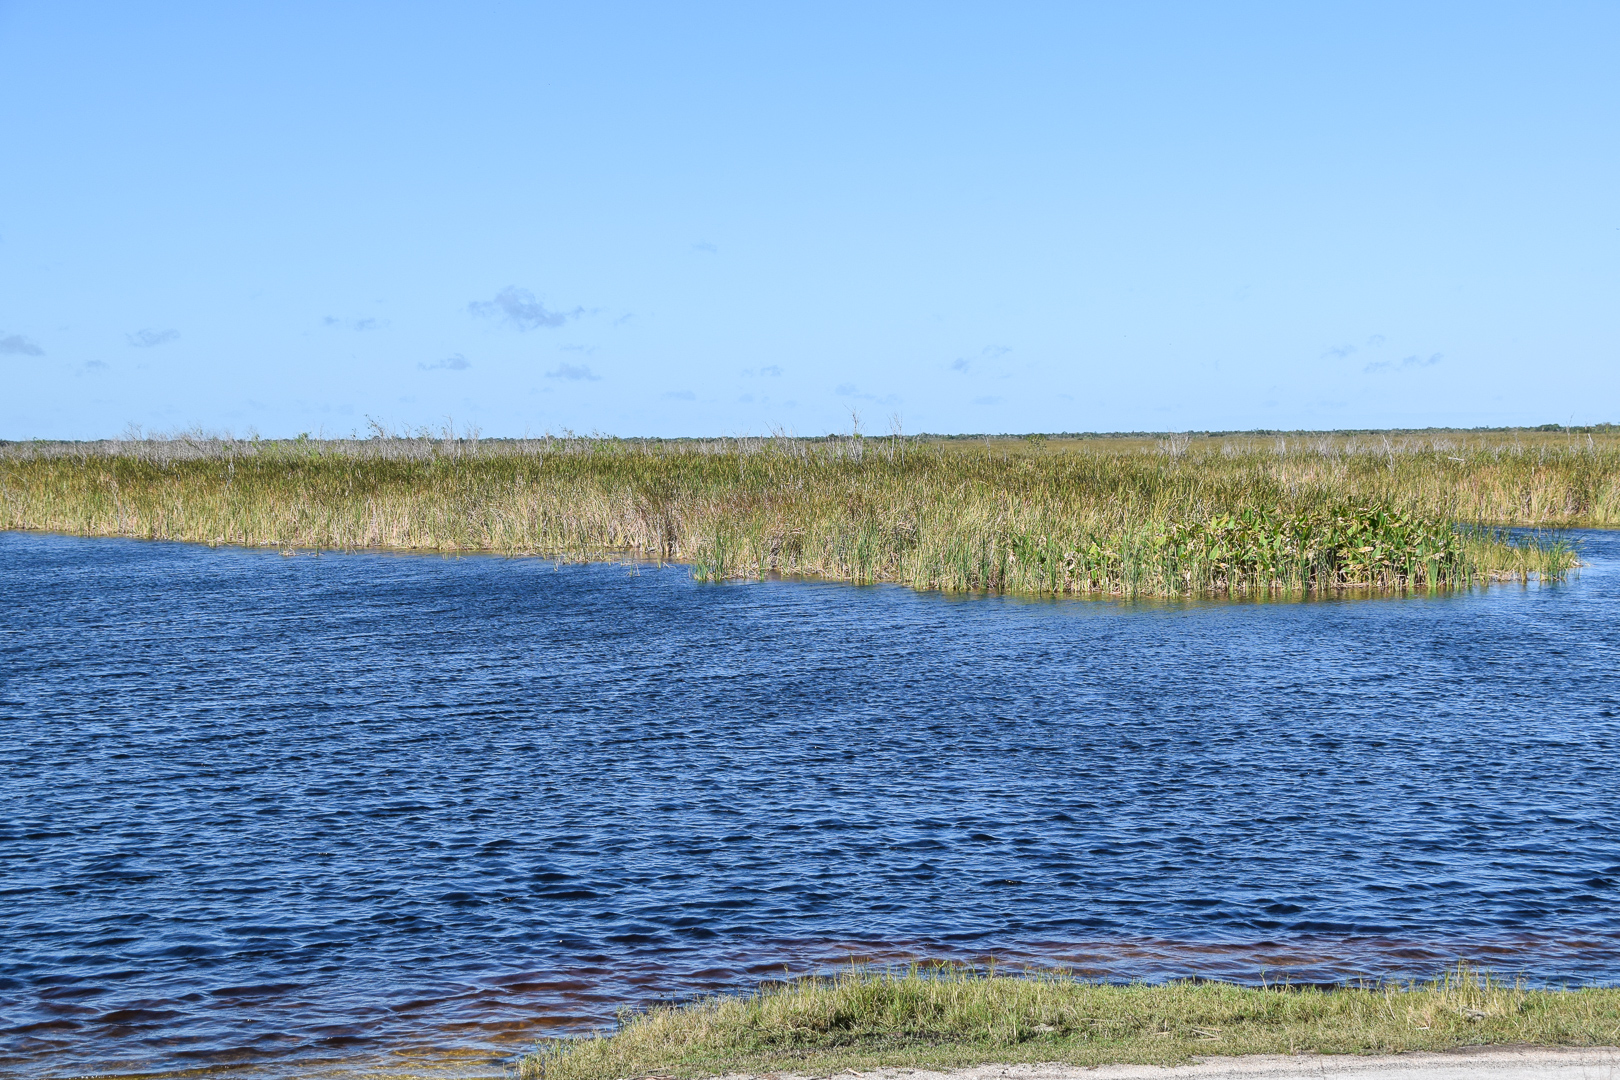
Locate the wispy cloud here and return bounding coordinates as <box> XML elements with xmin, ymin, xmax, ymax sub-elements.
<box><xmin>1366</xmin><ymin>352</ymin><xmax>1442</xmax><ymax>374</ymax></box>
<box><xmin>662</xmin><ymin>389</ymin><xmax>696</xmax><ymax>400</ymax></box>
<box><xmin>693</xmin><ymin>241</ymin><xmax>718</xmax><ymax>253</ymax></box>
<box><xmin>419</xmin><ymin>354</ymin><xmax>471</xmax><ymax>371</ymax></box>
<box><xmin>546</xmin><ymin>362</ymin><xmax>600</xmax><ymax>381</ymax></box>
<box><xmin>973</xmin><ymin>395</ymin><xmax>1002</xmax><ymax>406</ymax></box>
<box><xmin>0</xmin><ymin>333</ymin><xmax>43</xmax><ymax>356</ymax></box>
<box><xmin>470</xmin><ymin>287</ymin><xmax>582</xmax><ymax>330</ymax></box>
<box><xmin>83</xmin><ymin>360</ymin><xmax>108</xmax><ymax>373</ymax></box>
<box><xmin>952</xmin><ymin>344</ymin><xmax>1011</xmax><ymax>373</ymax></box>
<box><xmin>742</xmin><ymin>365</ymin><xmax>783</xmax><ymax>377</ymax></box>
<box><xmin>1328</xmin><ymin>335</ymin><xmax>1387</xmax><ymax>360</ymax></box>
<box><xmin>324</xmin><ymin>316</ymin><xmax>385</xmax><ymax>331</ymax></box>
<box><xmin>127</xmin><ymin>328</ymin><xmax>179</xmax><ymax>348</ymax></box>
<box><xmin>835</xmin><ymin>383</ymin><xmax>899</xmax><ymax>405</ymax></box>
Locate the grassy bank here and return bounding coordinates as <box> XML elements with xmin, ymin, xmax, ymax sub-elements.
<box><xmin>0</xmin><ymin>429</ymin><xmax>1602</xmax><ymax>597</ymax></box>
<box><xmin>519</xmin><ymin>966</ymin><xmax>1620</xmax><ymax>1079</ymax></box>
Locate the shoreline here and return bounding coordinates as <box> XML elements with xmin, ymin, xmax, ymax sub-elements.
<box><xmin>40</xmin><ymin>1046</ymin><xmax>1620</xmax><ymax>1080</ymax></box>
<box><xmin>518</xmin><ymin>969</ymin><xmax>1620</xmax><ymax>1080</ymax></box>
<box><xmin>0</xmin><ymin>518</ymin><xmax>1583</xmax><ymax>599</ymax></box>
<box><xmin>0</xmin><ymin>525</ymin><xmax>1586</xmax><ymax>610</ymax></box>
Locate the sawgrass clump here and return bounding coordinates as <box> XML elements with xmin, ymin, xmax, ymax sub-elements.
<box><xmin>0</xmin><ymin>430</ymin><xmax>1598</xmax><ymax>597</ymax></box>
<box><xmin>519</xmin><ymin>964</ymin><xmax>1620</xmax><ymax>1079</ymax></box>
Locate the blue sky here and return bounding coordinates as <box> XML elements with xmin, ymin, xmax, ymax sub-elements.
<box><xmin>2</xmin><ymin>2</ymin><xmax>1616</xmax><ymax>439</ymax></box>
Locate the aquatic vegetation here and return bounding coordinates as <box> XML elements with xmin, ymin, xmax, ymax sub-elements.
<box><xmin>0</xmin><ymin>429</ymin><xmax>1600</xmax><ymax>596</ymax></box>
<box><xmin>518</xmin><ymin>964</ymin><xmax>1620</xmax><ymax>1079</ymax></box>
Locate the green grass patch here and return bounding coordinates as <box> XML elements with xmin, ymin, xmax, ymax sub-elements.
<box><xmin>519</xmin><ymin>965</ymin><xmax>1620</xmax><ymax>1080</ymax></box>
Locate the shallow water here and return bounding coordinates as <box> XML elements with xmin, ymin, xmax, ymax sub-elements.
<box><xmin>2</xmin><ymin>530</ymin><xmax>1618</xmax><ymax>1078</ymax></box>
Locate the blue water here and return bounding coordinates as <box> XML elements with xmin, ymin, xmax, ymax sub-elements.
<box><xmin>2</xmin><ymin>530</ymin><xmax>1619</xmax><ymax>1078</ymax></box>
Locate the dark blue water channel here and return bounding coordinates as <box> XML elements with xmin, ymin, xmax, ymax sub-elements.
<box><xmin>3</xmin><ymin>530</ymin><xmax>1620</xmax><ymax>1077</ymax></box>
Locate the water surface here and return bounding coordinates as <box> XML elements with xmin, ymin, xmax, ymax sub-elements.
<box><xmin>2</xmin><ymin>530</ymin><xmax>1618</xmax><ymax>1078</ymax></box>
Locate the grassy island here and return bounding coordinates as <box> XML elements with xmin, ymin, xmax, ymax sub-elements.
<box><xmin>2</xmin><ymin>427</ymin><xmax>1609</xmax><ymax>597</ymax></box>
<box><xmin>519</xmin><ymin>966</ymin><xmax>1620</xmax><ymax>1079</ymax></box>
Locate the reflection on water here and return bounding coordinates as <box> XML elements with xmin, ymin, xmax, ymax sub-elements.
<box><xmin>2</xmin><ymin>530</ymin><xmax>1617</xmax><ymax>1078</ymax></box>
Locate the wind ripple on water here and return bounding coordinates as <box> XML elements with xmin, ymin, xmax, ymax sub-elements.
<box><xmin>1</xmin><ymin>530</ymin><xmax>1619</xmax><ymax>1077</ymax></box>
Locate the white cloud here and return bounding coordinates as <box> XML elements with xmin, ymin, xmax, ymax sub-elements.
<box><xmin>470</xmin><ymin>287</ymin><xmax>582</xmax><ymax>330</ymax></box>
<box><xmin>127</xmin><ymin>328</ymin><xmax>180</xmax><ymax>348</ymax></box>
<box><xmin>419</xmin><ymin>354</ymin><xmax>471</xmax><ymax>371</ymax></box>
<box><xmin>546</xmin><ymin>362</ymin><xmax>600</xmax><ymax>381</ymax></box>
<box><xmin>0</xmin><ymin>333</ymin><xmax>44</xmax><ymax>356</ymax></box>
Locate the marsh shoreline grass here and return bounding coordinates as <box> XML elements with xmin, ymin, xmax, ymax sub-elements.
<box><xmin>519</xmin><ymin>965</ymin><xmax>1620</xmax><ymax>1080</ymax></box>
<box><xmin>1</xmin><ymin>428</ymin><xmax>1604</xmax><ymax>597</ymax></box>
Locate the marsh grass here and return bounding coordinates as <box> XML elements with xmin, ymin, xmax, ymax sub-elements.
<box><xmin>518</xmin><ymin>965</ymin><xmax>1620</xmax><ymax>1080</ymax></box>
<box><xmin>0</xmin><ymin>429</ymin><xmax>1601</xmax><ymax>597</ymax></box>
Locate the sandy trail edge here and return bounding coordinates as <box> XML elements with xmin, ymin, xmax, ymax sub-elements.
<box><xmin>716</xmin><ymin>1047</ymin><xmax>1620</xmax><ymax>1080</ymax></box>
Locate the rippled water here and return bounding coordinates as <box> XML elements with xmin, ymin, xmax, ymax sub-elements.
<box><xmin>3</xmin><ymin>530</ymin><xmax>1619</xmax><ymax>1078</ymax></box>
